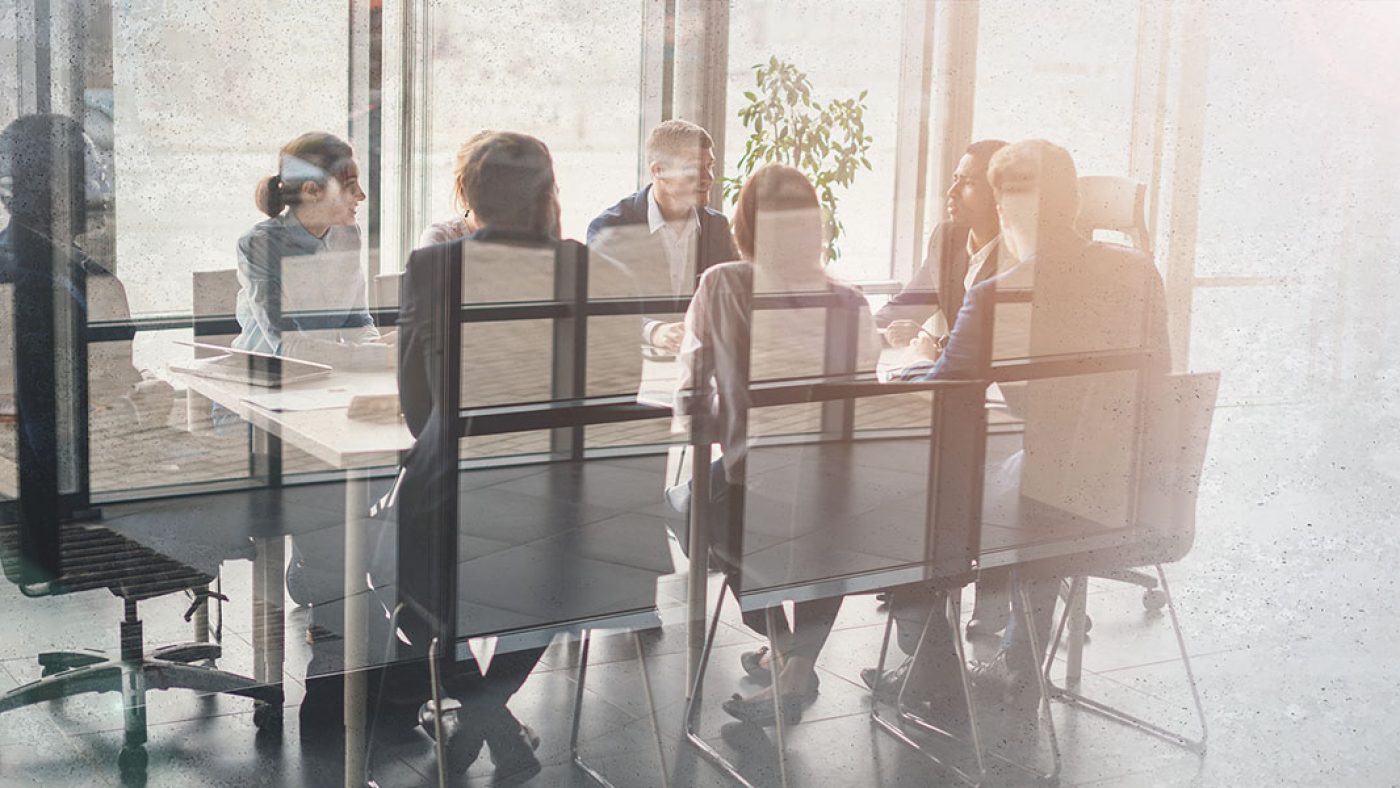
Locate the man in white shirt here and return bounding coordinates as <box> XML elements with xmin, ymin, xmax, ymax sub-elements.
<box><xmin>877</xmin><ymin>139</ymin><xmax>1010</xmax><ymax>348</ymax></box>
<box><xmin>588</xmin><ymin>120</ymin><xmax>740</xmax><ymax>353</ymax></box>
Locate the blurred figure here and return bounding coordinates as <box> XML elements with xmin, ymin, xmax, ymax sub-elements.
<box><xmin>417</xmin><ymin>130</ymin><xmax>494</xmax><ymax>248</ymax></box>
<box><xmin>396</xmin><ymin>132</ymin><xmax>576</xmax><ymax>783</ymax></box>
<box><xmin>0</xmin><ymin>114</ymin><xmax>174</xmax><ymax>454</ymax></box>
<box><xmin>673</xmin><ymin>164</ymin><xmax>880</xmax><ymax>726</ymax></box>
<box><xmin>881</xmin><ymin>139</ymin><xmax>1014</xmax><ymax>639</ymax></box>
<box><xmin>883</xmin><ymin>140</ymin><xmax>1168</xmax><ymax>714</ymax></box>
<box><xmin>588</xmin><ymin>119</ymin><xmax>738</xmax><ymax>354</ymax></box>
<box><xmin>235</xmin><ymin>132</ymin><xmax>389</xmax><ymax>369</ymax></box>
<box><xmin>877</xmin><ymin>138</ymin><xmax>1009</xmax><ymax>350</ymax></box>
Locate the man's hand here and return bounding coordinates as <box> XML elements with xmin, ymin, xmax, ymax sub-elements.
<box><xmin>649</xmin><ymin>321</ymin><xmax>685</xmax><ymax>353</ymax></box>
<box><xmin>884</xmin><ymin>320</ymin><xmax>920</xmax><ymax>347</ymax></box>
<box><xmin>909</xmin><ymin>331</ymin><xmax>943</xmax><ymax>362</ymax></box>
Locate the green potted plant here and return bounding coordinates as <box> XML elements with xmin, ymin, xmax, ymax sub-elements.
<box><xmin>723</xmin><ymin>56</ymin><xmax>873</xmax><ymax>264</ymax></box>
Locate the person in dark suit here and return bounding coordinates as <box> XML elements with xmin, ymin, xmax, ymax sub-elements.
<box><xmin>587</xmin><ymin>119</ymin><xmax>739</xmax><ymax>353</ymax></box>
<box><xmin>873</xmin><ymin>140</ymin><xmax>1170</xmax><ymax>715</ymax></box>
<box><xmin>393</xmin><ymin>132</ymin><xmax>573</xmax><ymax>783</ymax></box>
<box><xmin>877</xmin><ymin>139</ymin><xmax>1009</xmax><ymax>349</ymax></box>
<box><xmin>881</xmin><ymin>139</ymin><xmax>1014</xmax><ymax>642</ymax></box>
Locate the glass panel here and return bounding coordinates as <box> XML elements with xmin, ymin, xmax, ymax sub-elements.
<box><xmin>0</xmin><ymin>2</ymin><xmax>19</xmax><ymax>502</ymax></box>
<box><xmin>421</xmin><ymin>1</ymin><xmax>643</xmax><ymax>247</ymax></box>
<box><xmin>973</xmin><ymin>0</ymin><xmax>1139</xmax><ymax>176</ymax></box>
<box><xmin>94</xmin><ymin>2</ymin><xmax>363</xmax><ymax>490</ymax></box>
<box><xmin>726</xmin><ymin>0</ymin><xmax>905</xmax><ymax>283</ymax></box>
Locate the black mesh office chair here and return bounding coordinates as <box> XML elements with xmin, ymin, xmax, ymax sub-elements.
<box><xmin>0</xmin><ymin>520</ymin><xmax>283</xmax><ymax>779</ymax></box>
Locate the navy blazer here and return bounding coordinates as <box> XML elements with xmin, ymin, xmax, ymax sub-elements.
<box><xmin>586</xmin><ymin>184</ymin><xmax>738</xmax><ymax>288</ymax></box>
<box><xmin>905</xmin><ymin>240</ymin><xmax>1170</xmax><ymax>382</ymax></box>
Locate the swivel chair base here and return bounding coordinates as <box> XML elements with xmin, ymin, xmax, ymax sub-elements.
<box><xmin>0</xmin><ymin>599</ymin><xmax>283</xmax><ymax>779</ymax></box>
<box><xmin>1046</xmin><ymin>568</ymin><xmax>1206</xmax><ymax>755</ymax></box>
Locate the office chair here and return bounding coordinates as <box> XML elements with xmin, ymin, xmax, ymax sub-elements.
<box><xmin>0</xmin><ymin>520</ymin><xmax>283</xmax><ymax>778</ymax></box>
<box><xmin>1077</xmin><ymin>174</ymin><xmax>1153</xmax><ymax>256</ymax></box>
<box><xmin>1042</xmin><ymin>371</ymin><xmax>1218</xmax><ymax>753</ymax></box>
<box><xmin>1071</xmin><ymin>175</ymin><xmax>1176</xmax><ymax>610</ymax></box>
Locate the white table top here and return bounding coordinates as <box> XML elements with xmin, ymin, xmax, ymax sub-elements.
<box><xmin>174</xmin><ymin>367</ymin><xmax>414</xmax><ymax>470</ymax></box>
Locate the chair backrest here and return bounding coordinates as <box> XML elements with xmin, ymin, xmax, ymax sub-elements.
<box><xmin>1135</xmin><ymin>371</ymin><xmax>1220</xmax><ymax>562</ymax></box>
<box><xmin>192</xmin><ymin>269</ymin><xmax>240</xmax><ymax>357</ymax></box>
<box><xmin>1076</xmin><ymin>175</ymin><xmax>1151</xmax><ymax>255</ymax></box>
<box><xmin>374</xmin><ymin>272</ymin><xmax>401</xmax><ymax>309</ymax></box>
<box><xmin>1</xmin><ymin>520</ymin><xmax>215</xmax><ymax>599</ymax></box>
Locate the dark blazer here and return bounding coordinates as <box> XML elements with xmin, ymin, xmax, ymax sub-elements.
<box><xmin>908</xmin><ymin>239</ymin><xmax>1170</xmax><ymax>382</ymax></box>
<box><xmin>586</xmin><ymin>184</ymin><xmax>739</xmax><ymax>289</ymax></box>
<box><xmin>875</xmin><ymin>222</ymin><xmax>1000</xmax><ymax>330</ymax></box>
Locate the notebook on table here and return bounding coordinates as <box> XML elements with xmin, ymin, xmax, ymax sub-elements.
<box><xmin>170</xmin><ymin>341</ymin><xmax>332</xmax><ymax>388</ymax></box>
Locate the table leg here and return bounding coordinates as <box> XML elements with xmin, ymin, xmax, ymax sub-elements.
<box><xmin>686</xmin><ymin>443</ymin><xmax>711</xmax><ymax>696</ymax></box>
<box><xmin>344</xmin><ymin>470</ymin><xmax>370</xmax><ymax>787</ymax></box>
<box><xmin>250</xmin><ymin>537</ymin><xmax>286</xmax><ymax>695</ymax></box>
<box><xmin>251</xmin><ymin>544</ymin><xmax>265</xmax><ymax>684</ymax></box>
<box><xmin>1066</xmin><ymin>575</ymin><xmax>1088</xmax><ymax>688</ymax></box>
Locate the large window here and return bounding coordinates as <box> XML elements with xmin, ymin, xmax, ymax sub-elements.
<box><xmin>422</xmin><ymin>0</ymin><xmax>644</xmax><ymax>244</ymax></box>
<box><xmin>726</xmin><ymin>0</ymin><xmax>907</xmax><ymax>283</ymax></box>
<box><xmin>1186</xmin><ymin>2</ymin><xmax>1400</xmax><ymax>404</ymax></box>
<box><xmin>972</xmin><ymin>0</ymin><xmax>1140</xmax><ymax>177</ymax></box>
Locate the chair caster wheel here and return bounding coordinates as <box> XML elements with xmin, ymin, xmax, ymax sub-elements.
<box><xmin>118</xmin><ymin>745</ymin><xmax>147</xmax><ymax>777</ymax></box>
<box><xmin>1083</xmin><ymin>614</ymin><xmax>1093</xmax><ymax>633</ymax></box>
<box><xmin>253</xmin><ymin>701</ymin><xmax>283</xmax><ymax>731</ymax></box>
<box><xmin>1143</xmin><ymin>589</ymin><xmax>1167</xmax><ymax>611</ymax></box>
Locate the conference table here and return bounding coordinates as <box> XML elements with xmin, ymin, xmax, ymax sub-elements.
<box><xmin>169</xmin><ymin>359</ymin><xmax>1111</xmax><ymax>787</ymax></box>
<box><xmin>173</xmin><ymin>366</ymin><xmax>410</xmax><ymax>786</ymax></box>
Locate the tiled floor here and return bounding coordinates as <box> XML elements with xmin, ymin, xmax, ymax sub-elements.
<box><xmin>1</xmin><ymin>400</ymin><xmax>1397</xmax><ymax>786</ymax></box>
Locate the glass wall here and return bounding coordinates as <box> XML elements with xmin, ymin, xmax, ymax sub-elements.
<box><xmin>1186</xmin><ymin>2</ymin><xmax>1400</xmax><ymax>405</ymax></box>
<box><xmin>422</xmin><ymin>0</ymin><xmax>643</xmax><ymax>246</ymax></box>
<box><xmin>972</xmin><ymin>0</ymin><xmax>1140</xmax><ymax>178</ymax></box>
<box><xmin>726</xmin><ymin>0</ymin><xmax>907</xmax><ymax>283</ymax></box>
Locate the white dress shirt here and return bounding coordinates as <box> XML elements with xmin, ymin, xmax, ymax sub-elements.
<box><xmin>644</xmin><ymin>188</ymin><xmax>700</xmax><ymax>343</ymax></box>
<box><xmin>647</xmin><ymin>188</ymin><xmax>700</xmax><ymax>295</ymax></box>
<box><xmin>923</xmin><ymin>233</ymin><xmax>1004</xmax><ymax>338</ymax></box>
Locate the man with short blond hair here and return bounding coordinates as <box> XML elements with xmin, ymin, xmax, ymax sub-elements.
<box><xmin>588</xmin><ymin>119</ymin><xmax>739</xmax><ymax>352</ymax></box>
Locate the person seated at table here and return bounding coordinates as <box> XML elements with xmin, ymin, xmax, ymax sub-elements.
<box><xmin>396</xmin><ymin>131</ymin><xmax>595</xmax><ymax>782</ymax></box>
<box><xmin>417</xmin><ymin>130</ymin><xmax>493</xmax><ymax>248</ymax></box>
<box><xmin>588</xmin><ymin>119</ymin><xmax>738</xmax><ymax>354</ymax></box>
<box><xmin>0</xmin><ymin>114</ymin><xmax>175</xmax><ymax>452</ymax></box>
<box><xmin>234</xmin><ymin>131</ymin><xmax>391</xmax><ymax>369</ymax></box>
<box><xmin>879</xmin><ymin>138</ymin><xmax>1014</xmax><ymax>639</ymax></box>
<box><xmin>673</xmin><ymin>164</ymin><xmax>880</xmax><ymax>726</ymax></box>
<box><xmin>874</xmin><ymin>139</ymin><xmax>1169</xmax><ymax>714</ymax></box>
<box><xmin>877</xmin><ymin>139</ymin><xmax>1009</xmax><ymax>349</ymax></box>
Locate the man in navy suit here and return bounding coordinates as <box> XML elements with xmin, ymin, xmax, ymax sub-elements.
<box><xmin>587</xmin><ymin>119</ymin><xmax>738</xmax><ymax>353</ymax></box>
<box><xmin>868</xmin><ymin>139</ymin><xmax>1169</xmax><ymax>716</ymax></box>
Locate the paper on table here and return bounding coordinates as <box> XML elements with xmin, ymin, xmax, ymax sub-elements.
<box><xmin>637</xmin><ymin>356</ymin><xmax>679</xmax><ymax>408</ymax></box>
<box><xmin>241</xmin><ymin>388</ymin><xmax>355</xmax><ymax>412</ymax></box>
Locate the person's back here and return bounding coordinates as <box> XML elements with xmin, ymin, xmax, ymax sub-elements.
<box><xmin>0</xmin><ymin>115</ymin><xmax>173</xmax><ymax>448</ymax></box>
<box><xmin>670</xmin><ymin>164</ymin><xmax>880</xmax><ymax>727</ymax></box>
<box><xmin>1016</xmin><ymin>238</ymin><xmax>1166</xmax><ymax>529</ymax></box>
<box><xmin>434</xmin><ymin>237</ymin><xmax>641</xmax><ymax>416</ymax></box>
<box><xmin>394</xmin><ymin>132</ymin><xmax>644</xmax><ymax>782</ymax></box>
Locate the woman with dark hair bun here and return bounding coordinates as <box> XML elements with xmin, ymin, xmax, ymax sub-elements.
<box><xmin>234</xmin><ymin>131</ymin><xmax>389</xmax><ymax>368</ymax></box>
